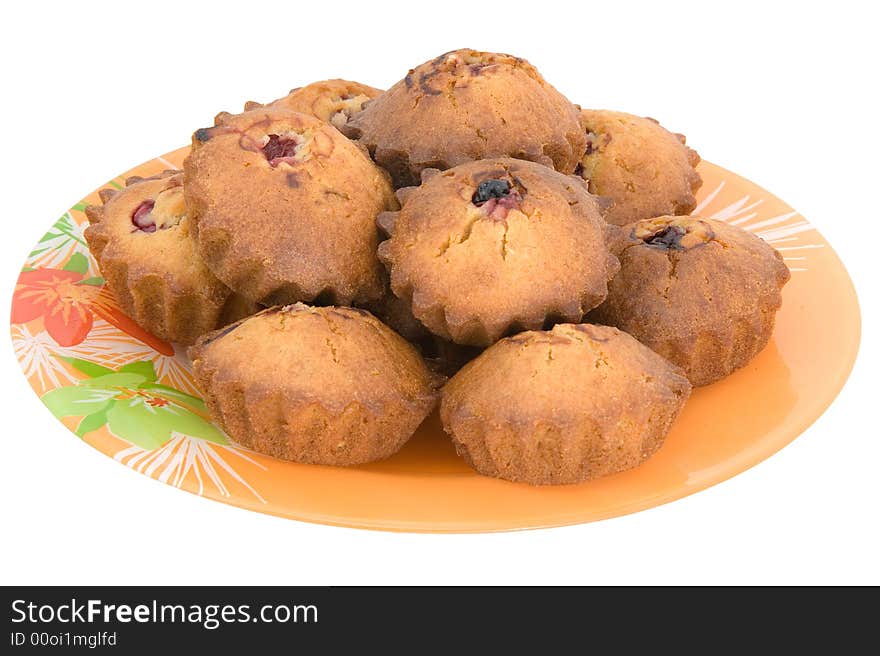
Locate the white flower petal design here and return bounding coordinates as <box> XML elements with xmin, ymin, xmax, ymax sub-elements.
<box><xmin>11</xmin><ymin>323</ymin><xmax>134</xmax><ymax>392</ymax></box>
<box><xmin>114</xmin><ymin>434</ymin><xmax>267</xmax><ymax>504</ymax></box>
<box><xmin>66</xmin><ymin>320</ymin><xmax>199</xmax><ymax>395</ymax></box>
<box><xmin>11</xmin><ymin>324</ymin><xmax>80</xmax><ymax>390</ymax></box>
<box><xmin>26</xmin><ymin>212</ymin><xmax>93</xmax><ymax>271</ymax></box>
<box><xmin>15</xmin><ymin>318</ymin><xmax>193</xmax><ymax>395</ymax></box>
<box><xmin>695</xmin><ymin>180</ymin><xmax>823</xmax><ymax>272</ymax></box>
<box><xmin>148</xmin><ymin>352</ymin><xmax>198</xmax><ymax>395</ymax></box>
<box><xmin>692</xmin><ymin>180</ymin><xmax>725</xmax><ymax>215</ymax></box>
<box><xmin>156</xmin><ymin>156</ymin><xmax>183</xmax><ymax>170</ymax></box>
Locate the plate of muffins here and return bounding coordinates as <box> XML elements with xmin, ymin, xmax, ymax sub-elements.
<box><xmin>11</xmin><ymin>49</ymin><xmax>860</xmax><ymax>531</ymax></box>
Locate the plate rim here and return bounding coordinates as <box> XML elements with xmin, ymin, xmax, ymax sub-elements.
<box><xmin>9</xmin><ymin>151</ymin><xmax>862</xmax><ymax>533</ymax></box>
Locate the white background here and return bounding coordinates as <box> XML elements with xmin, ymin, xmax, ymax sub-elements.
<box><xmin>1</xmin><ymin>1</ymin><xmax>877</xmax><ymax>585</ymax></box>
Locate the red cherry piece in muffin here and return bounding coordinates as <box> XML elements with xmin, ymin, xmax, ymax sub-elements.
<box><xmin>84</xmin><ymin>171</ymin><xmax>235</xmax><ymax>344</ymax></box>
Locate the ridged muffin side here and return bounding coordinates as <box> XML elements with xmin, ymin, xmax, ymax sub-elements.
<box><xmin>576</xmin><ymin>109</ymin><xmax>702</xmax><ymax>226</ymax></box>
<box><xmin>377</xmin><ymin>158</ymin><xmax>620</xmax><ymax>347</ymax></box>
<box><xmin>589</xmin><ymin>216</ymin><xmax>791</xmax><ymax>385</ymax></box>
<box><xmin>343</xmin><ymin>49</ymin><xmax>586</xmax><ymax>187</ymax></box>
<box><xmin>184</xmin><ymin>107</ymin><xmax>397</xmax><ymax>307</ymax></box>
<box><xmin>440</xmin><ymin>323</ymin><xmax>691</xmax><ymax>485</ymax></box>
<box><xmin>84</xmin><ymin>171</ymin><xmax>234</xmax><ymax>345</ymax></box>
<box><xmin>189</xmin><ymin>304</ymin><xmax>442</xmax><ymax>466</ymax></box>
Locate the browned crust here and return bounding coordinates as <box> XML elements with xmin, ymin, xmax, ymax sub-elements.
<box><xmin>377</xmin><ymin>158</ymin><xmax>620</xmax><ymax>346</ymax></box>
<box><xmin>184</xmin><ymin>107</ymin><xmax>396</xmax><ymax>307</ymax></box>
<box><xmin>84</xmin><ymin>171</ymin><xmax>233</xmax><ymax>344</ymax></box>
<box><xmin>440</xmin><ymin>323</ymin><xmax>691</xmax><ymax>484</ymax></box>
<box><xmin>188</xmin><ymin>304</ymin><xmax>442</xmax><ymax>466</ymax></box>
<box><xmin>244</xmin><ymin>79</ymin><xmax>383</xmax><ymax>128</ymax></box>
<box><xmin>576</xmin><ymin>109</ymin><xmax>703</xmax><ymax>226</ymax></box>
<box><xmin>343</xmin><ymin>49</ymin><xmax>586</xmax><ymax>188</ymax></box>
<box><xmin>589</xmin><ymin>216</ymin><xmax>791</xmax><ymax>385</ymax></box>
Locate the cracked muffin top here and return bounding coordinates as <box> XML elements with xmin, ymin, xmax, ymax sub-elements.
<box><xmin>243</xmin><ymin>79</ymin><xmax>382</xmax><ymax>131</ymax></box>
<box><xmin>189</xmin><ymin>303</ymin><xmax>441</xmax><ymax>466</ymax></box>
<box><xmin>190</xmin><ymin>303</ymin><xmax>440</xmax><ymax>415</ymax></box>
<box><xmin>377</xmin><ymin>158</ymin><xmax>620</xmax><ymax>346</ymax></box>
<box><xmin>84</xmin><ymin>171</ymin><xmax>234</xmax><ymax>344</ymax></box>
<box><xmin>184</xmin><ymin>107</ymin><xmax>397</xmax><ymax>307</ymax></box>
<box><xmin>590</xmin><ymin>215</ymin><xmax>790</xmax><ymax>385</ymax></box>
<box><xmin>440</xmin><ymin>323</ymin><xmax>691</xmax><ymax>484</ymax></box>
<box><xmin>576</xmin><ymin>110</ymin><xmax>702</xmax><ymax>226</ymax></box>
<box><xmin>343</xmin><ymin>49</ymin><xmax>586</xmax><ymax>187</ymax></box>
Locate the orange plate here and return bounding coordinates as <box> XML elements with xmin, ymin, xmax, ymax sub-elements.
<box><xmin>10</xmin><ymin>149</ymin><xmax>861</xmax><ymax>532</ymax></box>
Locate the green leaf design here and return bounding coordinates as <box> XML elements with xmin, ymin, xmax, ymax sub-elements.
<box><xmin>36</xmin><ymin>214</ymin><xmax>86</xmax><ymax>248</ymax></box>
<box><xmin>141</xmin><ymin>383</ymin><xmax>208</xmax><ymax>412</ymax></box>
<box><xmin>43</xmin><ymin>358</ymin><xmax>225</xmax><ymax>449</ymax></box>
<box><xmin>79</xmin><ymin>372</ymin><xmax>146</xmax><ymax>389</ymax></box>
<box><xmin>106</xmin><ymin>397</ymin><xmax>227</xmax><ymax>449</ymax></box>
<box><xmin>57</xmin><ymin>356</ymin><xmax>115</xmax><ymax>379</ymax></box>
<box><xmin>119</xmin><ymin>360</ymin><xmax>158</xmax><ymax>382</ymax></box>
<box><xmin>76</xmin><ymin>276</ymin><xmax>105</xmax><ymax>287</ymax></box>
<box><xmin>76</xmin><ymin>408</ymin><xmax>109</xmax><ymax>438</ymax></box>
<box><xmin>72</xmin><ymin>202</ymin><xmax>89</xmax><ymax>212</ymax></box>
<box><xmin>63</xmin><ymin>252</ymin><xmax>90</xmax><ymax>275</ymax></box>
<box><xmin>42</xmin><ymin>386</ymin><xmax>116</xmax><ymax>419</ymax></box>
<box><xmin>53</xmin><ymin>214</ymin><xmax>75</xmax><ymax>230</ymax></box>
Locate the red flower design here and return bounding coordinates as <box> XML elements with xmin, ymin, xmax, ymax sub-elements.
<box><xmin>12</xmin><ymin>259</ymin><xmax>173</xmax><ymax>356</ymax></box>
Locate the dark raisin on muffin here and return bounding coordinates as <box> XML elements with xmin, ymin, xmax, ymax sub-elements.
<box><xmin>589</xmin><ymin>216</ymin><xmax>790</xmax><ymax>385</ymax></box>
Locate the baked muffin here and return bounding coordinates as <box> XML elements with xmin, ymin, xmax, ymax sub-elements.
<box><xmin>377</xmin><ymin>158</ymin><xmax>620</xmax><ymax>346</ymax></box>
<box><xmin>190</xmin><ymin>304</ymin><xmax>441</xmax><ymax>466</ymax></box>
<box><xmin>441</xmin><ymin>323</ymin><xmax>691</xmax><ymax>485</ymax></box>
<box><xmin>589</xmin><ymin>216</ymin><xmax>791</xmax><ymax>386</ymax></box>
<box><xmin>576</xmin><ymin>110</ymin><xmax>702</xmax><ymax>226</ymax></box>
<box><xmin>343</xmin><ymin>49</ymin><xmax>586</xmax><ymax>187</ymax></box>
<box><xmin>84</xmin><ymin>171</ymin><xmax>234</xmax><ymax>344</ymax></box>
<box><xmin>184</xmin><ymin>107</ymin><xmax>397</xmax><ymax>306</ymax></box>
<box><xmin>244</xmin><ymin>79</ymin><xmax>382</xmax><ymax>131</ymax></box>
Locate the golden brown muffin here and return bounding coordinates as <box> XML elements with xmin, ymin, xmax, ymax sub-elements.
<box><xmin>244</xmin><ymin>79</ymin><xmax>382</xmax><ymax>131</ymax></box>
<box><xmin>343</xmin><ymin>49</ymin><xmax>586</xmax><ymax>187</ymax></box>
<box><xmin>377</xmin><ymin>158</ymin><xmax>620</xmax><ymax>346</ymax></box>
<box><xmin>441</xmin><ymin>323</ymin><xmax>691</xmax><ymax>485</ymax></box>
<box><xmin>576</xmin><ymin>110</ymin><xmax>702</xmax><ymax>226</ymax></box>
<box><xmin>589</xmin><ymin>216</ymin><xmax>791</xmax><ymax>386</ymax></box>
<box><xmin>84</xmin><ymin>171</ymin><xmax>234</xmax><ymax>344</ymax></box>
<box><xmin>189</xmin><ymin>304</ymin><xmax>441</xmax><ymax>466</ymax></box>
<box><xmin>184</xmin><ymin>107</ymin><xmax>397</xmax><ymax>306</ymax></box>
